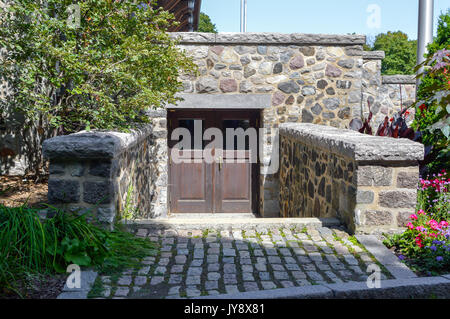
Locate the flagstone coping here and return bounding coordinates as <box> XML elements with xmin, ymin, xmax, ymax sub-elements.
<box><xmin>196</xmin><ymin>276</ymin><xmax>450</xmax><ymax>299</ymax></box>
<box><xmin>170</xmin><ymin>32</ymin><xmax>366</xmax><ymax>45</ymax></box>
<box><xmin>57</xmin><ymin>270</ymin><xmax>98</xmax><ymax>299</ymax></box>
<box><xmin>355</xmin><ymin>235</ymin><xmax>417</xmax><ymax>279</ymax></box>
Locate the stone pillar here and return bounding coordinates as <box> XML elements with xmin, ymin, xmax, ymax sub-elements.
<box><xmin>279</xmin><ymin>123</ymin><xmax>424</xmax><ymax>234</ymax></box>
<box><xmin>355</xmin><ymin>164</ymin><xmax>420</xmax><ymax>234</ymax></box>
<box><xmin>43</xmin><ymin>124</ymin><xmax>165</xmax><ymax>226</ymax></box>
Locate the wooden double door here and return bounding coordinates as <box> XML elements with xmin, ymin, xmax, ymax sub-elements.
<box><xmin>168</xmin><ymin>109</ymin><xmax>260</xmax><ymax>214</ymax></box>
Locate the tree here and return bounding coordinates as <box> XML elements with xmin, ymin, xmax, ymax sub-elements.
<box><xmin>0</xmin><ymin>0</ymin><xmax>196</xmax><ymax>135</ymax></box>
<box><xmin>371</xmin><ymin>31</ymin><xmax>417</xmax><ymax>75</ymax></box>
<box><xmin>426</xmin><ymin>10</ymin><xmax>450</xmax><ymax>56</ymax></box>
<box><xmin>197</xmin><ymin>12</ymin><xmax>217</xmax><ymax>33</ymax></box>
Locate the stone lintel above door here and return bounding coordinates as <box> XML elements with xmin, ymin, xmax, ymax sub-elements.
<box><xmin>166</xmin><ymin>93</ymin><xmax>271</xmax><ymax>109</ymax></box>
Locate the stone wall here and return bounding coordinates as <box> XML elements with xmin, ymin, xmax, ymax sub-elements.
<box><xmin>170</xmin><ymin>32</ymin><xmax>368</xmax><ymax>217</ymax></box>
<box><xmin>2</xmin><ymin>33</ymin><xmax>418</xmax><ymax>182</ymax></box>
<box><xmin>362</xmin><ymin>51</ymin><xmax>416</xmax><ymax>126</ymax></box>
<box><xmin>279</xmin><ymin>123</ymin><xmax>424</xmax><ymax>234</ymax></box>
<box><xmin>42</xmin><ymin>121</ymin><xmax>167</xmax><ymax>226</ymax></box>
<box><xmin>174</xmin><ymin>33</ymin><xmax>366</xmax><ymax>128</ymax></box>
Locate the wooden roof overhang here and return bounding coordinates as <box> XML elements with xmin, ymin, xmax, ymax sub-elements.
<box><xmin>156</xmin><ymin>0</ymin><xmax>202</xmax><ymax>31</ymax></box>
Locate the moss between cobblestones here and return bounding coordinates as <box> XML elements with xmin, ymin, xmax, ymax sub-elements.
<box><xmin>202</xmin><ymin>229</ymin><xmax>210</xmax><ymax>238</ymax></box>
<box><xmin>334</xmin><ymin>233</ymin><xmax>394</xmax><ymax>280</ymax></box>
<box><xmin>179</xmin><ymin>291</ymin><xmax>187</xmax><ymax>298</ymax></box>
<box><xmin>87</xmin><ymin>277</ymin><xmax>105</xmax><ymax>298</ymax></box>
<box><xmin>88</xmin><ymin>226</ymin><xmax>407</xmax><ymax>298</ymax></box>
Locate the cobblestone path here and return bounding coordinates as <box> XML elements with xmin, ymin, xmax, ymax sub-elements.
<box><xmin>89</xmin><ymin>226</ymin><xmax>392</xmax><ymax>299</ymax></box>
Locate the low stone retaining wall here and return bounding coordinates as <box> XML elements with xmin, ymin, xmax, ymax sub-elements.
<box><xmin>279</xmin><ymin>123</ymin><xmax>424</xmax><ymax>234</ymax></box>
<box><xmin>42</xmin><ymin>123</ymin><xmax>163</xmax><ymax>226</ymax></box>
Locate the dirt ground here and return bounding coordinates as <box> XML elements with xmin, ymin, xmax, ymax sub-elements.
<box><xmin>0</xmin><ymin>175</ymin><xmax>48</xmax><ymax>207</ymax></box>
<box><xmin>1</xmin><ymin>273</ymin><xmax>66</xmax><ymax>299</ymax></box>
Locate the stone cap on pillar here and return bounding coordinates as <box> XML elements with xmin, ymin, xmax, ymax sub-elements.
<box><xmin>43</xmin><ymin>125</ymin><xmax>152</xmax><ymax>160</ymax></box>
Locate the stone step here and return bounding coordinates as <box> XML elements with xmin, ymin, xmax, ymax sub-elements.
<box><xmin>121</xmin><ymin>217</ymin><xmax>341</xmax><ymax>231</ymax></box>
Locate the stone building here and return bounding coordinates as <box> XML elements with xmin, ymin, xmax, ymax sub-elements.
<box><xmin>41</xmin><ymin>32</ymin><xmax>424</xmax><ymax>234</ymax></box>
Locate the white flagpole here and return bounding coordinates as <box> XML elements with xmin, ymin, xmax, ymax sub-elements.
<box><xmin>240</xmin><ymin>0</ymin><xmax>244</xmax><ymax>32</ymax></box>
<box><xmin>244</xmin><ymin>0</ymin><xmax>247</xmax><ymax>32</ymax></box>
<box><xmin>416</xmin><ymin>0</ymin><xmax>434</xmax><ymax>88</ymax></box>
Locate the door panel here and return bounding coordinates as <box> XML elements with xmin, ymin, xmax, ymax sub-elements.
<box><xmin>168</xmin><ymin>110</ymin><xmax>259</xmax><ymax>214</ymax></box>
<box><xmin>214</xmin><ymin>151</ymin><xmax>252</xmax><ymax>213</ymax></box>
<box><xmin>170</xmin><ymin>150</ymin><xmax>213</xmax><ymax>213</ymax></box>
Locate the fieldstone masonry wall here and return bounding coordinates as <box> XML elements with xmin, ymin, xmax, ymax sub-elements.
<box><xmin>172</xmin><ymin>32</ymin><xmax>368</xmax><ymax>217</ymax></box>
<box><xmin>279</xmin><ymin>123</ymin><xmax>424</xmax><ymax>234</ymax></box>
<box><xmin>43</xmin><ymin>122</ymin><xmax>167</xmax><ymax>225</ymax></box>
<box><xmin>2</xmin><ymin>33</ymin><xmax>418</xmax><ymax>179</ymax></box>
<box><xmin>174</xmin><ymin>33</ymin><xmax>367</xmax><ymax>128</ymax></box>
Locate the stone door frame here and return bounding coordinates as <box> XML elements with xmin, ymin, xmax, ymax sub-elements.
<box><xmin>167</xmin><ymin>108</ymin><xmax>262</xmax><ymax>215</ymax></box>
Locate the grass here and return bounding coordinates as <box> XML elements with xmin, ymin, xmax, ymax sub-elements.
<box><xmin>97</xmin><ymin>226</ymin><xmax>158</xmax><ymax>275</ymax></box>
<box><xmin>0</xmin><ymin>204</ymin><xmax>156</xmax><ymax>298</ymax></box>
<box><xmin>87</xmin><ymin>277</ymin><xmax>105</xmax><ymax>298</ymax></box>
<box><xmin>0</xmin><ymin>204</ymin><xmax>107</xmax><ymax>296</ymax></box>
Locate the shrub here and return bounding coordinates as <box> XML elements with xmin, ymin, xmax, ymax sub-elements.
<box><xmin>349</xmin><ymin>99</ymin><xmax>415</xmax><ymax>140</ymax></box>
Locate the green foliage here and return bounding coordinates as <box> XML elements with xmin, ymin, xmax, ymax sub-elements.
<box><xmin>122</xmin><ymin>181</ymin><xmax>136</xmax><ymax>220</ymax></box>
<box><xmin>197</xmin><ymin>12</ymin><xmax>217</xmax><ymax>33</ymax></box>
<box><xmin>0</xmin><ymin>204</ymin><xmax>156</xmax><ymax>297</ymax></box>
<box><xmin>413</xmin><ymin>11</ymin><xmax>450</xmax><ymax>174</ymax></box>
<box><xmin>98</xmin><ymin>227</ymin><xmax>157</xmax><ymax>275</ymax></box>
<box><xmin>371</xmin><ymin>31</ymin><xmax>417</xmax><ymax>75</ymax></box>
<box><xmin>0</xmin><ymin>0</ymin><xmax>196</xmax><ymax>134</ymax></box>
<box><xmin>426</xmin><ymin>10</ymin><xmax>450</xmax><ymax>56</ymax></box>
<box><xmin>0</xmin><ymin>205</ymin><xmax>107</xmax><ymax>294</ymax></box>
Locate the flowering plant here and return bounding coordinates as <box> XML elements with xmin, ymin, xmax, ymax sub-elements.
<box><xmin>384</xmin><ymin>170</ymin><xmax>449</xmax><ymax>273</ymax></box>
<box><xmin>413</xmin><ymin>48</ymin><xmax>450</xmax><ymax>174</ymax></box>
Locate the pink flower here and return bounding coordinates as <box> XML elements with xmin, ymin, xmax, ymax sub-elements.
<box><xmin>427</xmin><ymin>220</ymin><xmax>439</xmax><ymax>230</ymax></box>
<box><xmin>439</xmin><ymin>221</ymin><xmax>449</xmax><ymax>228</ymax></box>
<box><xmin>415</xmin><ymin>236</ymin><xmax>423</xmax><ymax>248</ymax></box>
<box><xmin>410</xmin><ymin>214</ymin><xmax>418</xmax><ymax>220</ymax></box>
<box><xmin>407</xmin><ymin>222</ymin><xmax>414</xmax><ymax>229</ymax></box>
<box><xmin>417</xmin><ymin>209</ymin><xmax>425</xmax><ymax>215</ymax></box>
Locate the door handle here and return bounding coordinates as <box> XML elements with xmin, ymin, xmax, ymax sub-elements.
<box><xmin>218</xmin><ymin>156</ymin><xmax>223</xmax><ymax>171</ymax></box>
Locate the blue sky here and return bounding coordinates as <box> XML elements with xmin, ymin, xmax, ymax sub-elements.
<box><xmin>200</xmin><ymin>0</ymin><xmax>449</xmax><ymax>42</ymax></box>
